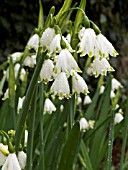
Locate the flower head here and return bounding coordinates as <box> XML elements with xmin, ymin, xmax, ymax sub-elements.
<box><xmin>83</xmin><ymin>95</ymin><xmax>92</xmax><ymax>105</ymax></box>
<box><xmin>112</xmin><ymin>78</ymin><xmax>122</xmax><ymax>91</ymax></box>
<box><xmin>11</xmin><ymin>52</ymin><xmax>22</xmax><ymax>63</ymax></box>
<box><xmin>23</xmin><ymin>55</ymin><xmax>36</xmax><ymax>68</ymax></box>
<box><xmin>18</xmin><ymin>151</ymin><xmax>26</xmax><ymax>169</ymax></box>
<box><xmin>91</xmin><ymin>58</ymin><xmax>114</xmax><ymax>77</ymax></box>
<box><xmin>114</xmin><ymin>113</ymin><xmax>124</xmax><ymax>124</ymax></box>
<box><xmin>80</xmin><ymin>118</ymin><xmax>89</xmax><ymax>131</ymax></box>
<box><xmin>78</xmin><ymin>28</ymin><xmax>99</xmax><ymax>57</ymax></box>
<box><xmin>27</xmin><ymin>34</ymin><xmax>39</xmax><ymax>51</ymax></box>
<box><xmin>40</xmin><ymin>27</ymin><xmax>55</xmax><ymax>50</ymax></box>
<box><xmin>72</xmin><ymin>71</ymin><xmax>89</xmax><ymax>95</ymax></box>
<box><xmin>40</xmin><ymin>59</ymin><xmax>54</xmax><ymax>83</ymax></box>
<box><xmin>44</xmin><ymin>98</ymin><xmax>56</xmax><ymax>114</ymax></box>
<box><xmin>50</xmin><ymin>72</ymin><xmax>70</xmax><ymax>99</ymax></box>
<box><xmin>55</xmin><ymin>49</ymin><xmax>81</xmax><ymax>76</ymax></box>
<box><xmin>49</xmin><ymin>34</ymin><xmax>61</xmax><ymax>53</ymax></box>
<box><xmin>2</xmin><ymin>153</ymin><xmax>21</xmax><ymax>170</ymax></box>
<box><xmin>97</xmin><ymin>33</ymin><xmax>118</xmax><ymax>58</ymax></box>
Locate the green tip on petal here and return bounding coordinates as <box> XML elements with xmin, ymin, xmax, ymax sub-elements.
<box><xmin>89</xmin><ymin>51</ymin><xmax>93</xmax><ymax>57</ymax></box>
<box><xmin>59</xmin><ymin>92</ymin><xmax>63</xmax><ymax>100</ymax></box>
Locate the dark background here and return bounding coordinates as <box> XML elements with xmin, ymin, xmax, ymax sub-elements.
<box><xmin>0</xmin><ymin>0</ymin><xmax>128</xmax><ymax>79</ymax></box>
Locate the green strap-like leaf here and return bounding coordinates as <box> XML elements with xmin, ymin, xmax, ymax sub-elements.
<box><xmin>58</xmin><ymin>122</ymin><xmax>80</xmax><ymax>170</ymax></box>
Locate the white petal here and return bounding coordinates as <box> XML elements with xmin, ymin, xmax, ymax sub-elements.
<box><xmin>80</xmin><ymin>117</ymin><xmax>89</xmax><ymax>131</ymax></box>
<box><xmin>97</xmin><ymin>33</ymin><xmax>118</xmax><ymax>57</ymax></box>
<box><xmin>55</xmin><ymin>49</ymin><xmax>81</xmax><ymax>76</ymax></box>
<box><xmin>44</xmin><ymin>98</ymin><xmax>56</xmax><ymax>114</ymax></box>
<box><xmin>50</xmin><ymin>34</ymin><xmax>61</xmax><ymax>53</ymax></box>
<box><xmin>112</xmin><ymin>78</ymin><xmax>122</xmax><ymax>91</ymax></box>
<box><xmin>23</xmin><ymin>55</ymin><xmax>36</xmax><ymax>68</ymax></box>
<box><xmin>27</xmin><ymin>34</ymin><xmax>39</xmax><ymax>51</ymax></box>
<box><xmin>83</xmin><ymin>95</ymin><xmax>92</xmax><ymax>105</ymax></box>
<box><xmin>50</xmin><ymin>72</ymin><xmax>70</xmax><ymax>99</ymax></box>
<box><xmin>2</xmin><ymin>153</ymin><xmax>21</xmax><ymax>170</ymax></box>
<box><xmin>0</xmin><ymin>152</ymin><xmax>7</xmax><ymax>166</ymax></box>
<box><xmin>11</xmin><ymin>52</ymin><xmax>22</xmax><ymax>63</ymax></box>
<box><xmin>72</xmin><ymin>71</ymin><xmax>89</xmax><ymax>95</ymax></box>
<box><xmin>40</xmin><ymin>59</ymin><xmax>54</xmax><ymax>83</ymax></box>
<box><xmin>78</xmin><ymin>28</ymin><xmax>99</xmax><ymax>57</ymax></box>
<box><xmin>40</xmin><ymin>28</ymin><xmax>55</xmax><ymax>50</ymax></box>
<box><xmin>114</xmin><ymin>113</ymin><xmax>124</xmax><ymax>124</ymax></box>
<box><xmin>18</xmin><ymin>151</ymin><xmax>26</xmax><ymax>169</ymax></box>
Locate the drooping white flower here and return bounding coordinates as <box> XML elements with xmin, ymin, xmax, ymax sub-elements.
<box><xmin>80</xmin><ymin>117</ymin><xmax>89</xmax><ymax>131</ymax></box>
<box><xmin>66</xmin><ymin>34</ymin><xmax>71</xmax><ymax>43</ymax></box>
<box><xmin>18</xmin><ymin>151</ymin><xmax>26</xmax><ymax>169</ymax></box>
<box><xmin>40</xmin><ymin>59</ymin><xmax>54</xmax><ymax>83</ymax></box>
<box><xmin>11</xmin><ymin>52</ymin><xmax>22</xmax><ymax>63</ymax></box>
<box><xmin>55</xmin><ymin>49</ymin><xmax>81</xmax><ymax>76</ymax></box>
<box><xmin>78</xmin><ymin>27</ymin><xmax>86</xmax><ymax>40</ymax></box>
<box><xmin>77</xmin><ymin>28</ymin><xmax>99</xmax><ymax>57</ymax></box>
<box><xmin>110</xmin><ymin>90</ymin><xmax>115</xmax><ymax>99</ymax></box>
<box><xmin>50</xmin><ymin>34</ymin><xmax>61</xmax><ymax>53</ymax></box>
<box><xmin>14</xmin><ymin>63</ymin><xmax>20</xmax><ymax>78</ymax></box>
<box><xmin>76</xmin><ymin>96</ymin><xmax>82</xmax><ymax>105</ymax></box>
<box><xmin>2</xmin><ymin>153</ymin><xmax>21</xmax><ymax>170</ymax></box>
<box><xmin>27</xmin><ymin>34</ymin><xmax>39</xmax><ymax>51</ymax></box>
<box><xmin>40</xmin><ymin>27</ymin><xmax>55</xmax><ymax>50</ymax></box>
<box><xmin>24</xmin><ymin>130</ymin><xmax>28</xmax><ymax>146</ymax></box>
<box><xmin>100</xmin><ymin>85</ymin><xmax>105</xmax><ymax>94</ymax></box>
<box><xmin>44</xmin><ymin>98</ymin><xmax>56</xmax><ymax>114</ymax></box>
<box><xmin>60</xmin><ymin>104</ymin><xmax>64</xmax><ymax>112</ymax></box>
<box><xmin>20</xmin><ymin>68</ymin><xmax>26</xmax><ymax>81</ymax></box>
<box><xmin>112</xmin><ymin>78</ymin><xmax>122</xmax><ymax>91</ymax></box>
<box><xmin>17</xmin><ymin>97</ymin><xmax>25</xmax><ymax>113</ymax></box>
<box><xmin>0</xmin><ymin>144</ymin><xmax>9</xmax><ymax>166</ymax></box>
<box><xmin>97</xmin><ymin>33</ymin><xmax>118</xmax><ymax>58</ymax></box>
<box><xmin>23</xmin><ymin>54</ymin><xmax>36</xmax><ymax>68</ymax></box>
<box><xmin>91</xmin><ymin>58</ymin><xmax>114</xmax><ymax>77</ymax></box>
<box><xmin>83</xmin><ymin>95</ymin><xmax>92</xmax><ymax>105</ymax></box>
<box><xmin>114</xmin><ymin>113</ymin><xmax>124</xmax><ymax>124</ymax></box>
<box><xmin>50</xmin><ymin>72</ymin><xmax>70</xmax><ymax>99</ymax></box>
<box><xmin>72</xmin><ymin>71</ymin><xmax>89</xmax><ymax>95</ymax></box>
<box><xmin>2</xmin><ymin>89</ymin><xmax>9</xmax><ymax>100</ymax></box>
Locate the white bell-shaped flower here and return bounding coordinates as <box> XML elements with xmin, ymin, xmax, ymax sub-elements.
<box><xmin>40</xmin><ymin>27</ymin><xmax>55</xmax><ymax>50</ymax></box>
<box><xmin>11</xmin><ymin>52</ymin><xmax>22</xmax><ymax>63</ymax></box>
<box><xmin>0</xmin><ymin>144</ymin><xmax>9</xmax><ymax>166</ymax></box>
<box><xmin>110</xmin><ymin>90</ymin><xmax>115</xmax><ymax>99</ymax></box>
<box><xmin>112</xmin><ymin>78</ymin><xmax>122</xmax><ymax>91</ymax></box>
<box><xmin>27</xmin><ymin>34</ymin><xmax>39</xmax><ymax>51</ymax></box>
<box><xmin>72</xmin><ymin>71</ymin><xmax>89</xmax><ymax>95</ymax></box>
<box><xmin>50</xmin><ymin>34</ymin><xmax>61</xmax><ymax>53</ymax></box>
<box><xmin>17</xmin><ymin>97</ymin><xmax>25</xmax><ymax>113</ymax></box>
<box><xmin>23</xmin><ymin>54</ymin><xmax>36</xmax><ymax>68</ymax></box>
<box><xmin>77</xmin><ymin>28</ymin><xmax>99</xmax><ymax>57</ymax></box>
<box><xmin>91</xmin><ymin>58</ymin><xmax>114</xmax><ymax>77</ymax></box>
<box><xmin>18</xmin><ymin>151</ymin><xmax>26</xmax><ymax>169</ymax></box>
<box><xmin>83</xmin><ymin>95</ymin><xmax>92</xmax><ymax>105</ymax></box>
<box><xmin>14</xmin><ymin>63</ymin><xmax>20</xmax><ymax>78</ymax></box>
<box><xmin>97</xmin><ymin>33</ymin><xmax>118</xmax><ymax>58</ymax></box>
<box><xmin>114</xmin><ymin>113</ymin><xmax>124</xmax><ymax>124</ymax></box>
<box><xmin>2</xmin><ymin>89</ymin><xmax>9</xmax><ymax>100</ymax></box>
<box><xmin>76</xmin><ymin>96</ymin><xmax>82</xmax><ymax>105</ymax></box>
<box><xmin>20</xmin><ymin>68</ymin><xmax>26</xmax><ymax>81</ymax></box>
<box><xmin>24</xmin><ymin>130</ymin><xmax>28</xmax><ymax>146</ymax></box>
<box><xmin>40</xmin><ymin>59</ymin><xmax>54</xmax><ymax>83</ymax></box>
<box><xmin>2</xmin><ymin>153</ymin><xmax>21</xmax><ymax>170</ymax></box>
<box><xmin>100</xmin><ymin>85</ymin><xmax>105</xmax><ymax>94</ymax></box>
<box><xmin>50</xmin><ymin>72</ymin><xmax>70</xmax><ymax>99</ymax></box>
<box><xmin>44</xmin><ymin>98</ymin><xmax>56</xmax><ymax>114</ymax></box>
<box><xmin>55</xmin><ymin>49</ymin><xmax>81</xmax><ymax>76</ymax></box>
<box><xmin>80</xmin><ymin>117</ymin><xmax>89</xmax><ymax>131</ymax></box>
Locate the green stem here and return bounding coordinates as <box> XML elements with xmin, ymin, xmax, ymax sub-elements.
<box><xmin>107</xmin><ymin>110</ymin><xmax>115</xmax><ymax>170</ymax></box>
<box><xmin>38</xmin><ymin>82</ymin><xmax>45</xmax><ymax>170</ymax></box>
<box><xmin>15</xmin><ymin>51</ymin><xmax>46</xmax><ymax>152</ymax></box>
<box><xmin>26</xmin><ymin>86</ymin><xmax>37</xmax><ymax>170</ymax></box>
<box><xmin>119</xmin><ymin>102</ymin><xmax>128</xmax><ymax>170</ymax></box>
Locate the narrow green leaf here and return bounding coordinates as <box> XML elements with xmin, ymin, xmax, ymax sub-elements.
<box><xmin>58</xmin><ymin>122</ymin><xmax>80</xmax><ymax>170</ymax></box>
<box><xmin>120</xmin><ymin>101</ymin><xmax>128</xmax><ymax>170</ymax></box>
<box><xmin>38</xmin><ymin>0</ymin><xmax>44</xmax><ymax>30</ymax></box>
<box><xmin>26</xmin><ymin>86</ymin><xmax>37</xmax><ymax>170</ymax></box>
<box><xmin>81</xmin><ymin>139</ymin><xmax>93</xmax><ymax>170</ymax></box>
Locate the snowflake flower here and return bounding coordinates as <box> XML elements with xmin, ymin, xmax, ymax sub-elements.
<box><xmin>50</xmin><ymin>72</ymin><xmax>70</xmax><ymax>99</ymax></box>
<box><xmin>72</xmin><ymin>71</ymin><xmax>89</xmax><ymax>95</ymax></box>
<box><xmin>44</xmin><ymin>98</ymin><xmax>56</xmax><ymax>114</ymax></box>
<box><xmin>80</xmin><ymin>118</ymin><xmax>89</xmax><ymax>131</ymax></box>
<box><xmin>40</xmin><ymin>59</ymin><xmax>54</xmax><ymax>83</ymax></box>
<box><xmin>23</xmin><ymin>54</ymin><xmax>36</xmax><ymax>68</ymax></box>
<box><xmin>18</xmin><ymin>151</ymin><xmax>26</xmax><ymax>169</ymax></box>
<box><xmin>83</xmin><ymin>95</ymin><xmax>92</xmax><ymax>105</ymax></box>
<box><xmin>27</xmin><ymin>34</ymin><xmax>39</xmax><ymax>51</ymax></box>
